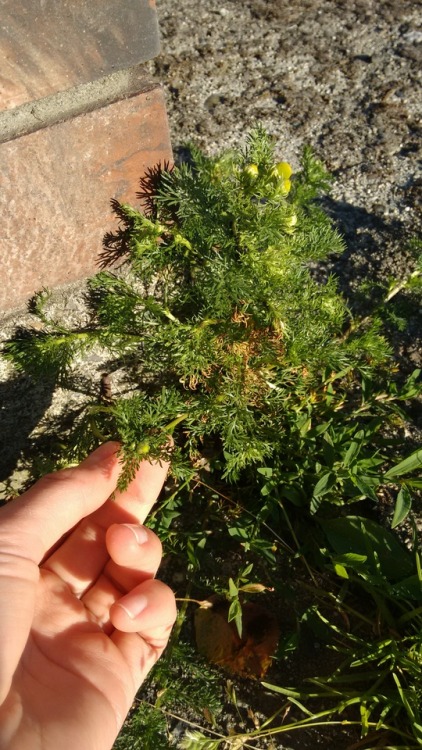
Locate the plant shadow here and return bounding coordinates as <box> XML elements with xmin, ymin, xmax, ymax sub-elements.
<box><xmin>316</xmin><ymin>197</ymin><xmax>422</xmax><ymax>374</ymax></box>
<box><xmin>0</xmin><ymin>373</ymin><xmax>55</xmax><ymax>486</ymax></box>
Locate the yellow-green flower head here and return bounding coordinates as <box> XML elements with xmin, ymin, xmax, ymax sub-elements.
<box><xmin>174</xmin><ymin>233</ymin><xmax>193</xmax><ymax>251</ymax></box>
<box><xmin>284</xmin><ymin>213</ymin><xmax>297</xmax><ymax>228</ymax></box>
<box><xmin>272</xmin><ymin>161</ymin><xmax>293</xmax><ymax>195</ymax></box>
<box><xmin>244</xmin><ymin>163</ymin><xmax>259</xmax><ymax>179</ymax></box>
<box><xmin>283</xmin><ymin>213</ymin><xmax>298</xmax><ymax>234</ymax></box>
<box><xmin>274</xmin><ymin>162</ymin><xmax>293</xmax><ymax>180</ymax></box>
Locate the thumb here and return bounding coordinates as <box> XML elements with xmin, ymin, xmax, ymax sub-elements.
<box><xmin>0</xmin><ymin>442</ymin><xmax>121</xmax><ymax>705</ymax></box>
<box><xmin>0</xmin><ymin>537</ymin><xmax>39</xmax><ymax>704</ymax></box>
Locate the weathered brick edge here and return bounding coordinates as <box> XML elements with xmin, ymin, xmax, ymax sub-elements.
<box><xmin>0</xmin><ymin>86</ymin><xmax>172</xmax><ymax>312</ymax></box>
<box><xmin>0</xmin><ymin>0</ymin><xmax>161</xmax><ymax>111</ymax></box>
<box><xmin>0</xmin><ymin>1</ymin><xmax>172</xmax><ymax>313</ymax></box>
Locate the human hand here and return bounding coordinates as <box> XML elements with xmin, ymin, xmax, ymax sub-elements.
<box><xmin>0</xmin><ymin>442</ymin><xmax>177</xmax><ymax>750</ymax></box>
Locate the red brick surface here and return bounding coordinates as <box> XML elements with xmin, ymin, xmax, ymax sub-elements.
<box><xmin>0</xmin><ymin>85</ymin><xmax>172</xmax><ymax>312</ymax></box>
<box><xmin>0</xmin><ymin>0</ymin><xmax>160</xmax><ymax>111</ymax></box>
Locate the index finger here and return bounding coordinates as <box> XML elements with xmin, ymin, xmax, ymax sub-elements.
<box><xmin>91</xmin><ymin>455</ymin><xmax>171</xmax><ymax>528</ymax></box>
<box><xmin>1</xmin><ymin>442</ymin><xmax>121</xmax><ymax>563</ymax></box>
<box><xmin>40</xmin><ymin>452</ymin><xmax>170</xmax><ymax>595</ymax></box>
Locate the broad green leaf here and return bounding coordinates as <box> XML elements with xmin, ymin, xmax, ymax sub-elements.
<box><xmin>299</xmin><ymin>416</ymin><xmax>312</xmax><ymax>436</ymax></box>
<box><xmin>401</xmin><ymin>369</ymin><xmax>421</xmax><ymax>399</ymax></box>
<box><xmin>334</xmin><ymin>563</ymin><xmax>349</xmax><ymax>579</ymax></box>
<box><xmin>257</xmin><ymin>467</ymin><xmax>273</xmax><ymax>478</ymax></box>
<box><xmin>333</xmin><ymin>552</ymin><xmax>368</xmax><ymax>579</ymax></box>
<box><xmin>281</xmin><ymin>485</ymin><xmax>305</xmax><ymax>506</ymax></box>
<box><xmin>313</xmin><ymin>471</ymin><xmax>336</xmax><ymax>498</ymax></box>
<box><xmin>310</xmin><ymin>495</ymin><xmax>322</xmax><ymax>514</ymax></box>
<box><xmin>390</xmin><ymin>574</ymin><xmax>422</xmax><ymax>600</ymax></box>
<box><xmin>241</xmin><ymin>562</ymin><xmax>254</xmax><ymax>578</ymax></box>
<box><xmin>356</xmin><ymin>456</ymin><xmax>384</xmax><ymax>469</ymax></box>
<box><xmin>333</xmin><ymin>553</ymin><xmax>368</xmax><ymax>565</ymax></box>
<box><xmin>319</xmin><ymin>516</ymin><xmax>414</xmax><ymax>582</ymax></box>
<box><xmin>350</xmin><ymin>474</ymin><xmax>379</xmax><ymax>502</ymax></box>
<box><xmin>228</xmin><ymin>578</ymin><xmax>238</xmax><ymax>598</ymax></box>
<box><xmin>391</xmin><ymin>486</ymin><xmax>412</xmax><ymax>529</ymax></box>
<box><xmin>311</xmin><ymin>471</ymin><xmax>337</xmax><ymax>514</ymax></box>
<box><xmin>322</xmin><ymin>439</ymin><xmax>336</xmax><ymax>468</ymax></box>
<box><xmin>384</xmin><ymin>448</ymin><xmax>422</xmax><ymax>479</ymax></box>
<box><xmin>343</xmin><ymin>440</ymin><xmax>361</xmax><ymax>467</ymax></box>
<box><xmin>228</xmin><ymin>526</ymin><xmax>249</xmax><ymax>539</ymax></box>
<box><xmin>309</xmin><ymin>421</ymin><xmax>331</xmax><ymax>437</ymax></box>
<box><xmin>227</xmin><ymin>598</ymin><xmax>241</xmax><ymax>620</ymax></box>
<box><xmin>228</xmin><ymin>599</ymin><xmax>242</xmax><ymax>638</ymax></box>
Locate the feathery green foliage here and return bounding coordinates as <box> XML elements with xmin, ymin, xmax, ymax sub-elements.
<box><xmin>4</xmin><ymin>128</ymin><xmax>413</xmax><ymax>493</ymax></box>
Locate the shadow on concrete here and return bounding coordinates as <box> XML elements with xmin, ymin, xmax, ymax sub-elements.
<box><xmin>0</xmin><ymin>374</ymin><xmax>55</xmax><ymax>484</ymax></box>
<box><xmin>313</xmin><ymin>198</ymin><xmax>422</xmax><ymax>375</ymax></box>
<box><xmin>316</xmin><ymin>196</ymin><xmax>413</xmax><ymax>301</ymax></box>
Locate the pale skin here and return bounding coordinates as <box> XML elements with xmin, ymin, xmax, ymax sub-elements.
<box><xmin>0</xmin><ymin>442</ymin><xmax>177</xmax><ymax>750</ymax></box>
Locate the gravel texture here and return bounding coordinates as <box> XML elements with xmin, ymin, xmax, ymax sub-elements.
<box><xmin>0</xmin><ymin>1</ymin><xmax>421</xmax><ymax>746</ymax></box>
<box><xmin>150</xmin><ymin>0</ymin><xmax>421</xmax><ymax>230</ymax></box>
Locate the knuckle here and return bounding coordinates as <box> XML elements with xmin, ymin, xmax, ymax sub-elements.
<box><xmin>36</xmin><ymin>467</ymin><xmax>89</xmax><ymax>504</ymax></box>
<box><xmin>37</xmin><ymin>466</ymin><xmax>78</xmax><ymax>488</ymax></box>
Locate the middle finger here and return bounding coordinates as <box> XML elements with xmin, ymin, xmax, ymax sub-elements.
<box><xmin>81</xmin><ymin>523</ymin><xmax>163</xmax><ymax>630</ymax></box>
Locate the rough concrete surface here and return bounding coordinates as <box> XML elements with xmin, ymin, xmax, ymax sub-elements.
<box><xmin>149</xmin><ymin>0</ymin><xmax>421</xmax><ymax>275</ymax></box>
<box><xmin>0</xmin><ymin>1</ymin><xmax>421</xmax><ymax>746</ymax></box>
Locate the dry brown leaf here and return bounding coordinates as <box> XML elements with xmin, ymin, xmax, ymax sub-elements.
<box><xmin>195</xmin><ymin>596</ymin><xmax>279</xmax><ymax>678</ymax></box>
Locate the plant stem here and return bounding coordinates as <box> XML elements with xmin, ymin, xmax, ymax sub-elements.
<box><xmin>277</xmin><ymin>498</ymin><xmax>319</xmax><ymax>586</ymax></box>
<box><xmin>385</xmin><ymin>270</ymin><xmax>420</xmax><ymax>302</ymax></box>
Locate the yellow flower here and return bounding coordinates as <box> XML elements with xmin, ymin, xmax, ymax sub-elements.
<box><xmin>274</xmin><ymin>161</ymin><xmax>292</xmax><ymax>180</ymax></box>
<box><xmin>279</xmin><ymin>179</ymin><xmax>291</xmax><ymax>196</ymax></box>
<box><xmin>272</xmin><ymin>161</ymin><xmax>293</xmax><ymax>195</ymax></box>
<box><xmin>244</xmin><ymin>163</ymin><xmax>259</xmax><ymax>178</ymax></box>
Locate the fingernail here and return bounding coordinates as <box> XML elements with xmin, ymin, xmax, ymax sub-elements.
<box><xmin>122</xmin><ymin>524</ymin><xmax>149</xmax><ymax>545</ymax></box>
<box><xmin>116</xmin><ymin>593</ymin><xmax>148</xmax><ymax>620</ymax></box>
